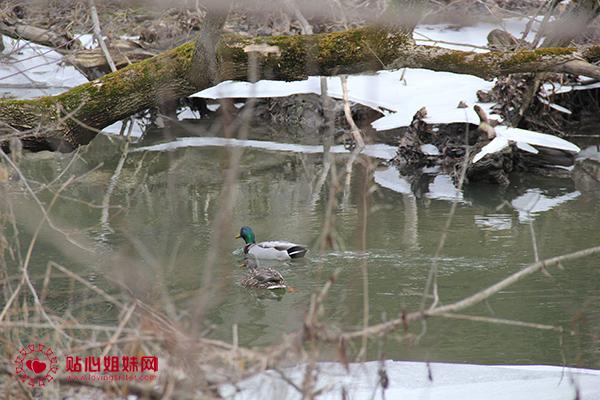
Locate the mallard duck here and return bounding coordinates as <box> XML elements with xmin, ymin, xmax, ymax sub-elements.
<box><xmin>236</xmin><ymin>226</ymin><xmax>308</xmax><ymax>261</ymax></box>
<box><xmin>240</xmin><ymin>258</ymin><xmax>286</xmax><ymax>290</ymax></box>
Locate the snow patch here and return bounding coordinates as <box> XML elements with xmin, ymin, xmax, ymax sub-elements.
<box><xmin>472</xmin><ymin>126</ymin><xmax>580</xmax><ymax>164</ymax></box>
<box><xmin>541</xmin><ymin>80</ymin><xmax>600</xmax><ymax>96</ymax></box>
<box><xmin>495</xmin><ymin>126</ymin><xmax>580</xmax><ymax>153</ymax></box>
<box><xmin>373</xmin><ymin>167</ymin><xmax>412</xmax><ymax>195</ymax></box>
<box><xmin>515</xmin><ymin>141</ymin><xmax>539</xmax><ymax>155</ymax></box>
<box><xmin>537</xmin><ymin>96</ymin><xmax>572</xmax><ymax>115</ymax></box>
<box><xmin>132</xmin><ymin>137</ymin><xmax>397</xmax><ymax>160</ymax></box>
<box><xmin>473</xmin><ymin>137</ymin><xmax>510</xmax><ymax>163</ymax></box>
<box><xmin>421</xmin><ymin>143</ymin><xmax>440</xmax><ymax>156</ymax></box>
<box><xmin>0</xmin><ymin>36</ymin><xmax>88</xmax><ymax>98</ymax></box>
<box><xmin>219</xmin><ymin>361</ymin><xmax>600</xmax><ymax>400</ymax></box>
<box><xmin>511</xmin><ymin>189</ymin><xmax>581</xmax><ymax>223</ymax></box>
<box><xmin>414</xmin><ymin>18</ymin><xmax>536</xmax><ymax>52</ymax></box>
<box><xmin>192</xmin><ymin>69</ymin><xmax>498</xmax><ymax>130</ymax></box>
<box><xmin>426</xmin><ymin>175</ymin><xmax>465</xmax><ymax>202</ymax></box>
<box><xmin>102</xmin><ymin>119</ymin><xmax>145</xmax><ymax>138</ymax></box>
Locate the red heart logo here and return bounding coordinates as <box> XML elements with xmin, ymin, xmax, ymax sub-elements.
<box><xmin>26</xmin><ymin>359</ymin><xmax>47</xmax><ymax>374</ymax></box>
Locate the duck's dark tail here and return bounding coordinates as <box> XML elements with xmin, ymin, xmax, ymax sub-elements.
<box><xmin>287</xmin><ymin>246</ymin><xmax>308</xmax><ymax>259</ymax></box>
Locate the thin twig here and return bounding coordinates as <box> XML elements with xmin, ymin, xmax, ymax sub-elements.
<box><xmin>101</xmin><ymin>302</ymin><xmax>137</xmax><ymax>357</ymax></box>
<box><xmin>435</xmin><ymin>312</ymin><xmax>565</xmax><ymax>333</ymax></box>
<box><xmin>88</xmin><ymin>0</ymin><xmax>117</xmax><ymax>72</ymax></box>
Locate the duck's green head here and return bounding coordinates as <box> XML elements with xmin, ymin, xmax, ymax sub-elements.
<box><xmin>236</xmin><ymin>226</ymin><xmax>256</xmax><ymax>244</ymax></box>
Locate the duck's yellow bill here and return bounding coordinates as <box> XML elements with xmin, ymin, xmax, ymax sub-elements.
<box><xmin>235</xmin><ymin>234</ymin><xmax>241</xmax><ymax>238</ymax></box>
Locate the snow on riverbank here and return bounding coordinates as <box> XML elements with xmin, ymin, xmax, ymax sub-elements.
<box><xmin>218</xmin><ymin>361</ymin><xmax>600</xmax><ymax>400</ymax></box>
<box><xmin>413</xmin><ymin>18</ymin><xmax>537</xmax><ymax>51</ymax></box>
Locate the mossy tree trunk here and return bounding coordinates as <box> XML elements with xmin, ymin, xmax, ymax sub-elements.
<box><xmin>1</xmin><ymin>26</ymin><xmax>600</xmax><ymax>152</ymax></box>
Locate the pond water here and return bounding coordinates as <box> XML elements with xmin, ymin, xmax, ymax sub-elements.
<box><xmin>8</xmin><ymin>121</ymin><xmax>600</xmax><ymax>369</ymax></box>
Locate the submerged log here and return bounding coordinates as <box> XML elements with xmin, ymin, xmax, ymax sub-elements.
<box><xmin>1</xmin><ymin>21</ymin><xmax>600</xmax><ymax>151</ymax></box>
<box><xmin>464</xmin><ymin>144</ymin><xmax>516</xmax><ymax>186</ymax></box>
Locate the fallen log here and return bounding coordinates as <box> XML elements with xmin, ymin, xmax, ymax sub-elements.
<box><xmin>0</xmin><ymin>27</ymin><xmax>412</xmax><ymax>151</ymax></box>
<box><xmin>0</xmin><ymin>17</ymin><xmax>81</xmax><ymax>52</ymax></box>
<box><xmin>0</xmin><ymin>17</ymin><xmax>158</xmax><ymax>79</ymax></box>
<box><xmin>1</xmin><ymin>23</ymin><xmax>600</xmax><ymax>152</ymax></box>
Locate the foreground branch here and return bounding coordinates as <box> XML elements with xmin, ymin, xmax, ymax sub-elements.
<box><xmin>332</xmin><ymin>245</ymin><xmax>600</xmax><ymax>341</ymax></box>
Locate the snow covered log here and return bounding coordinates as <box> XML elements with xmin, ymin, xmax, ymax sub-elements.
<box><xmin>1</xmin><ymin>24</ymin><xmax>600</xmax><ymax>151</ymax></box>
